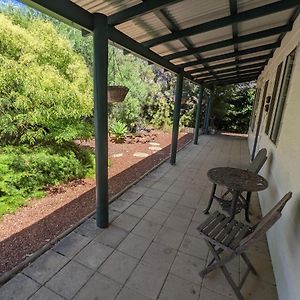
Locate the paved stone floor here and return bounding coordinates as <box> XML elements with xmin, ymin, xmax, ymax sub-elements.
<box><xmin>0</xmin><ymin>135</ymin><xmax>278</xmax><ymax>300</ymax></box>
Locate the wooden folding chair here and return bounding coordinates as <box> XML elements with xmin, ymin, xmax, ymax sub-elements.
<box><xmin>197</xmin><ymin>192</ymin><xmax>292</xmax><ymax>300</ymax></box>
<box><xmin>221</xmin><ymin>148</ymin><xmax>268</xmax><ymax>221</ymax></box>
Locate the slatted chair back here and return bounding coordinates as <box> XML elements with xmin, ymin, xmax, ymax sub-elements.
<box><xmin>237</xmin><ymin>192</ymin><xmax>292</xmax><ymax>252</ymax></box>
<box><xmin>248</xmin><ymin>148</ymin><xmax>267</xmax><ymax>174</ymax></box>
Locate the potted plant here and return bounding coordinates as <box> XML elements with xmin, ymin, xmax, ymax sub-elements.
<box><xmin>108</xmin><ymin>86</ymin><xmax>129</xmax><ymax>103</ymax></box>
<box><xmin>108</xmin><ymin>46</ymin><xmax>129</xmax><ymax>103</ymax></box>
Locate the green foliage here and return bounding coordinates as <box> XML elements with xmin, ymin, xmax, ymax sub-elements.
<box><xmin>0</xmin><ymin>9</ymin><xmax>95</xmax><ymax>216</ymax></box>
<box><xmin>148</xmin><ymin>98</ymin><xmax>173</xmax><ymax>129</ymax></box>
<box><xmin>0</xmin><ymin>144</ymin><xmax>94</xmax><ymax>216</ymax></box>
<box><xmin>0</xmin><ymin>2</ymin><xmax>255</xmax><ymax>218</ymax></box>
<box><xmin>210</xmin><ymin>83</ymin><xmax>255</xmax><ymax>133</ymax></box>
<box><xmin>109</xmin><ymin>120</ymin><xmax>128</xmax><ymax>142</ymax></box>
<box><xmin>0</xmin><ymin>13</ymin><xmax>93</xmax><ymax>146</ymax></box>
<box><xmin>110</xmin><ymin>96</ymin><xmax>141</xmax><ymax>129</ymax></box>
<box><xmin>180</xmin><ymin>102</ymin><xmax>196</xmax><ymax>128</ymax></box>
<box><xmin>108</xmin><ymin>48</ymin><xmax>151</xmax><ymax>102</ymax></box>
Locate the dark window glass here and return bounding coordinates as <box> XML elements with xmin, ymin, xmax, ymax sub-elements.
<box><xmin>265</xmin><ymin>62</ymin><xmax>283</xmax><ymax>135</ymax></box>
<box><xmin>250</xmin><ymin>88</ymin><xmax>261</xmax><ymax>132</ymax></box>
<box><xmin>270</xmin><ymin>48</ymin><xmax>297</xmax><ymax>144</ymax></box>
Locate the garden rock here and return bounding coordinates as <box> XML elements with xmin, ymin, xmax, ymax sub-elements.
<box><xmin>112</xmin><ymin>153</ymin><xmax>123</xmax><ymax>158</ymax></box>
<box><xmin>133</xmin><ymin>152</ymin><xmax>149</xmax><ymax>158</ymax></box>
<box><xmin>149</xmin><ymin>146</ymin><xmax>162</xmax><ymax>151</ymax></box>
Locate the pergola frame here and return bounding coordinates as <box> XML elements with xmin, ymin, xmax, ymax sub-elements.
<box><xmin>20</xmin><ymin>0</ymin><xmax>300</xmax><ymax>228</ymax></box>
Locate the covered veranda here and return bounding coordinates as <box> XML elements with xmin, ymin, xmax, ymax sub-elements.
<box><xmin>18</xmin><ymin>0</ymin><xmax>300</xmax><ymax>229</ymax></box>
<box><xmin>0</xmin><ymin>135</ymin><xmax>277</xmax><ymax>299</ymax></box>
<box><xmin>1</xmin><ymin>0</ymin><xmax>300</xmax><ymax>299</ymax></box>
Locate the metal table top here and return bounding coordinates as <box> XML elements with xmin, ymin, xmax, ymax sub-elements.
<box><xmin>207</xmin><ymin>167</ymin><xmax>268</xmax><ymax>192</ymax></box>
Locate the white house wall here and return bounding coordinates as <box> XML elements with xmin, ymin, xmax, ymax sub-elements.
<box><xmin>248</xmin><ymin>13</ymin><xmax>300</xmax><ymax>300</ymax></box>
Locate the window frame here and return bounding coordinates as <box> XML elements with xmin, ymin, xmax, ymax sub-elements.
<box><xmin>265</xmin><ymin>61</ymin><xmax>283</xmax><ymax>135</ymax></box>
<box><xmin>250</xmin><ymin>88</ymin><xmax>261</xmax><ymax>132</ymax></box>
<box><xmin>270</xmin><ymin>48</ymin><xmax>297</xmax><ymax>144</ymax></box>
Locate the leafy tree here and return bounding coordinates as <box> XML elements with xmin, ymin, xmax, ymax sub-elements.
<box><xmin>210</xmin><ymin>83</ymin><xmax>255</xmax><ymax>133</ymax></box>
<box><xmin>0</xmin><ymin>10</ymin><xmax>95</xmax><ymax>215</ymax></box>
<box><xmin>0</xmin><ymin>14</ymin><xmax>93</xmax><ymax>145</ymax></box>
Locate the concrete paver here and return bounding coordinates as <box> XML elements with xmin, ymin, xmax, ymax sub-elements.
<box><xmin>0</xmin><ymin>136</ymin><xmax>278</xmax><ymax>300</ymax></box>
<box><xmin>45</xmin><ymin>261</ymin><xmax>93</xmax><ymax>299</ymax></box>
<box><xmin>53</xmin><ymin>232</ymin><xmax>91</xmax><ymax>258</ymax></box>
<box><xmin>99</xmin><ymin>250</ymin><xmax>138</xmax><ymax>284</ymax></box>
<box><xmin>23</xmin><ymin>250</ymin><xmax>69</xmax><ymax>284</ymax></box>
<box><xmin>73</xmin><ymin>241</ymin><xmax>113</xmax><ymax>270</ymax></box>
<box><xmin>117</xmin><ymin>233</ymin><xmax>152</xmax><ymax>259</ymax></box>
<box><xmin>73</xmin><ymin>272</ymin><xmax>121</xmax><ymax>300</ymax></box>
<box><xmin>0</xmin><ymin>274</ymin><xmax>40</xmax><ymax>300</ymax></box>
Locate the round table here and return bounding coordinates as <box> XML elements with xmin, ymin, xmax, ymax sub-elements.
<box><xmin>204</xmin><ymin>167</ymin><xmax>268</xmax><ymax>220</ymax></box>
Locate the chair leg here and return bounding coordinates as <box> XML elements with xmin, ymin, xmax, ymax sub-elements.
<box><xmin>241</xmin><ymin>253</ymin><xmax>258</xmax><ymax>276</ymax></box>
<box><xmin>206</xmin><ymin>248</ymin><xmax>223</xmax><ymax>267</ymax></box>
<box><xmin>203</xmin><ymin>183</ymin><xmax>217</xmax><ymax>214</ymax></box>
<box><xmin>200</xmin><ymin>243</ymin><xmax>231</xmax><ymax>276</ymax></box>
<box><xmin>220</xmin><ymin>265</ymin><xmax>245</xmax><ymax>300</ymax></box>
<box><xmin>244</xmin><ymin>192</ymin><xmax>251</xmax><ymax>222</ymax></box>
<box><xmin>230</xmin><ymin>191</ymin><xmax>241</xmax><ymax>220</ymax></box>
<box><xmin>203</xmin><ymin>242</ymin><xmax>245</xmax><ymax>300</ymax></box>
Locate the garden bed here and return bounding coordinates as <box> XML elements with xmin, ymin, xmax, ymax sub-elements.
<box><xmin>0</xmin><ymin>131</ymin><xmax>192</xmax><ymax>274</ymax></box>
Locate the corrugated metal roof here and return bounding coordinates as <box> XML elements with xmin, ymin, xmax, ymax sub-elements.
<box><xmin>165</xmin><ymin>0</ymin><xmax>230</xmax><ymax>29</ymax></box>
<box><xmin>116</xmin><ymin>13</ymin><xmax>171</xmax><ymax>43</ymax></box>
<box><xmin>47</xmin><ymin>0</ymin><xmax>300</xmax><ymax>84</ymax></box>
<box><xmin>238</xmin><ymin>36</ymin><xmax>279</xmax><ymax>50</ymax></box>
<box><xmin>238</xmin><ymin>9</ymin><xmax>294</xmax><ymax>34</ymax></box>
<box><xmin>71</xmin><ymin>0</ymin><xmax>141</xmax><ymax>15</ymax></box>
<box><xmin>237</xmin><ymin>0</ymin><xmax>278</xmax><ymax>13</ymax></box>
<box><xmin>188</xmin><ymin>26</ymin><xmax>233</xmax><ymax>47</ymax></box>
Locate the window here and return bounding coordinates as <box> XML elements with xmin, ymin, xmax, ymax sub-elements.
<box><xmin>270</xmin><ymin>48</ymin><xmax>297</xmax><ymax>144</ymax></box>
<box><xmin>250</xmin><ymin>88</ymin><xmax>261</xmax><ymax>132</ymax></box>
<box><xmin>265</xmin><ymin>62</ymin><xmax>283</xmax><ymax>135</ymax></box>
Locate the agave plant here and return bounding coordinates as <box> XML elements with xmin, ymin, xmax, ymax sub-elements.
<box><xmin>109</xmin><ymin>120</ymin><xmax>128</xmax><ymax>143</ymax></box>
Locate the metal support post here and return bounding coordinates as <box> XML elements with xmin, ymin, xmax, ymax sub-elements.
<box><xmin>193</xmin><ymin>85</ymin><xmax>203</xmax><ymax>144</ymax></box>
<box><xmin>93</xmin><ymin>13</ymin><xmax>109</xmax><ymax>228</ymax></box>
<box><xmin>204</xmin><ymin>94</ymin><xmax>212</xmax><ymax>135</ymax></box>
<box><xmin>170</xmin><ymin>72</ymin><xmax>183</xmax><ymax>165</ymax></box>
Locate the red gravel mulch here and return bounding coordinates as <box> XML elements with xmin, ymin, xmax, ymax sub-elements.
<box><xmin>0</xmin><ymin>132</ymin><xmax>192</xmax><ymax>275</ymax></box>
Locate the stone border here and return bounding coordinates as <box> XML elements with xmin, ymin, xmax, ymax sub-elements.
<box><xmin>0</xmin><ymin>138</ymin><xmax>193</xmax><ymax>286</ymax></box>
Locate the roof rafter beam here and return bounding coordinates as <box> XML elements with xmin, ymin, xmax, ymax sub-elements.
<box><xmin>202</xmin><ymin>74</ymin><xmax>258</xmax><ymax>85</ymax></box>
<box><xmin>164</xmin><ymin>24</ymin><xmax>290</xmax><ymax>61</ymax></box>
<box><xmin>143</xmin><ymin>0</ymin><xmax>299</xmax><ymax>47</ymax></box>
<box><xmin>108</xmin><ymin>0</ymin><xmax>183</xmax><ymax>26</ymax></box>
<box><xmin>199</xmin><ymin>67</ymin><xmax>263</xmax><ymax>80</ymax></box>
<box><xmin>21</xmin><ymin>0</ymin><xmax>93</xmax><ymax>31</ymax></box>
<box><xmin>188</xmin><ymin>54</ymin><xmax>272</xmax><ymax>74</ymax></box>
<box><xmin>229</xmin><ymin>0</ymin><xmax>239</xmax><ymax>74</ymax></box>
<box><xmin>152</xmin><ymin>6</ymin><xmax>218</xmax><ymax>80</ymax></box>
<box><xmin>194</xmin><ymin>63</ymin><xmax>266</xmax><ymax>78</ymax></box>
<box><xmin>108</xmin><ymin>27</ymin><xmax>180</xmax><ymax>73</ymax></box>
<box><xmin>206</xmin><ymin>76</ymin><xmax>258</xmax><ymax>85</ymax></box>
<box><xmin>21</xmin><ymin>0</ymin><xmax>200</xmax><ymax>80</ymax></box>
<box><xmin>179</xmin><ymin>42</ymin><xmax>280</xmax><ymax>69</ymax></box>
<box><xmin>204</xmin><ymin>71</ymin><xmax>261</xmax><ymax>83</ymax></box>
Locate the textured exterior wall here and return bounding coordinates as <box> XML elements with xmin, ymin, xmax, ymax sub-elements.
<box><xmin>248</xmin><ymin>13</ymin><xmax>300</xmax><ymax>300</ymax></box>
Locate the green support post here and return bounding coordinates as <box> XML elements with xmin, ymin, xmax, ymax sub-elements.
<box><xmin>170</xmin><ymin>72</ymin><xmax>183</xmax><ymax>165</ymax></box>
<box><xmin>193</xmin><ymin>85</ymin><xmax>203</xmax><ymax>144</ymax></box>
<box><xmin>93</xmin><ymin>13</ymin><xmax>109</xmax><ymax>228</ymax></box>
<box><xmin>204</xmin><ymin>94</ymin><xmax>212</xmax><ymax>135</ymax></box>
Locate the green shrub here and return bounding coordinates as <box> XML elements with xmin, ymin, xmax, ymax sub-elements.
<box><xmin>109</xmin><ymin>120</ymin><xmax>128</xmax><ymax>143</ymax></box>
<box><xmin>0</xmin><ymin>144</ymin><xmax>94</xmax><ymax>217</ymax></box>
<box><xmin>0</xmin><ymin>14</ymin><xmax>93</xmax><ymax>146</ymax></box>
<box><xmin>109</xmin><ymin>96</ymin><xmax>141</xmax><ymax>130</ymax></box>
<box><xmin>148</xmin><ymin>98</ymin><xmax>173</xmax><ymax>129</ymax></box>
